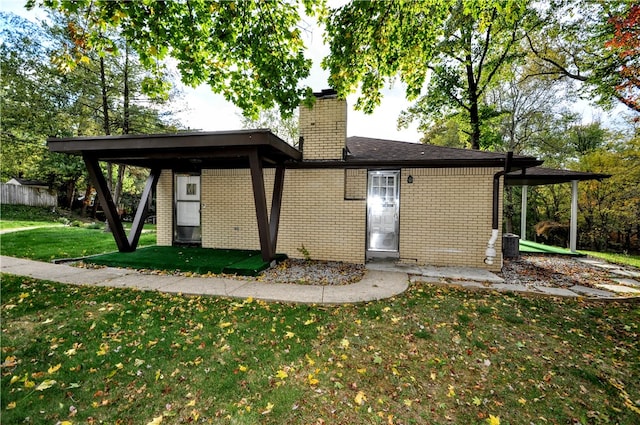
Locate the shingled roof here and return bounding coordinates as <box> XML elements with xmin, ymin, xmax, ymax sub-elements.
<box><xmin>338</xmin><ymin>136</ymin><xmax>541</xmax><ymax>169</ymax></box>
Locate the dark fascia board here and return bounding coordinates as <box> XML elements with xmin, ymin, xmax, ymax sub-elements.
<box><xmin>285</xmin><ymin>158</ymin><xmax>543</xmax><ymax>170</ymax></box>
<box><xmin>47</xmin><ymin>129</ymin><xmax>302</xmax><ymax>162</ymax></box>
<box><xmin>505</xmin><ymin>167</ymin><xmax>611</xmax><ymax>186</ymax></box>
<box><xmin>505</xmin><ymin>174</ymin><xmax>611</xmax><ymax>186</ymax></box>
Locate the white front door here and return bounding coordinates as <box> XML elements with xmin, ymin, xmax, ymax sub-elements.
<box><xmin>175</xmin><ymin>174</ymin><xmax>201</xmax><ymax>243</ymax></box>
<box><xmin>367</xmin><ymin>170</ymin><xmax>400</xmax><ymax>258</ymax></box>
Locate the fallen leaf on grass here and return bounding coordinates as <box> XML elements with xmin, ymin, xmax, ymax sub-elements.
<box><xmin>354</xmin><ymin>391</ymin><xmax>367</xmax><ymax>405</ymax></box>
<box><xmin>308</xmin><ymin>374</ymin><xmax>319</xmax><ymax>386</ymax></box>
<box><xmin>146</xmin><ymin>416</ymin><xmax>163</xmax><ymax>425</ymax></box>
<box><xmin>447</xmin><ymin>385</ymin><xmax>455</xmax><ymax>398</ymax></box>
<box><xmin>35</xmin><ymin>379</ymin><xmax>57</xmax><ymax>391</ymax></box>
<box><xmin>487</xmin><ymin>415</ymin><xmax>500</xmax><ymax>425</ymax></box>
<box><xmin>2</xmin><ymin>356</ymin><xmax>18</xmax><ymax>368</ymax></box>
<box><xmin>48</xmin><ymin>363</ymin><xmax>61</xmax><ymax>374</ymax></box>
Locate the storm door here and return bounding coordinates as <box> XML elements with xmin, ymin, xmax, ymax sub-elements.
<box><xmin>367</xmin><ymin>170</ymin><xmax>400</xmax><ymax>258</ymax></box>
<box><xmin>174</xmin><ymin>173</ymin><xmax>201</xmax><ymax>244</ymax></box>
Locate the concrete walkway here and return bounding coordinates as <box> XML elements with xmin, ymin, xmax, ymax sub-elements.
<box><xmin>0</xmin><ymin>256</ymin><xmax>408</xmax><ymax>305</ymax></box>
<box><xmin>2</xmin><ymin>254</ymin><xmax>638</xmax><ymax>303</ymax></box>
<box><xmin>368</xmin><ymin>258</ymin><xmax>640</xmax><ymax>299</ymax></box>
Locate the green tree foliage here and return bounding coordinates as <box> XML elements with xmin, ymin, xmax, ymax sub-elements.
<box><xmin>0</xmin><ymin>12</ymin><xmax>82</xmax><ymax>185</ymax></box>
<box><xmin>240</xmin><ymin>108</ymin><xmax>299</xmax><ymax>147</ymax></box>
<box><xmin>324</xmin><ymin>0</ymin><xmax>532</xmax><ymax>149</ymax></box>
<box><xmin>1</xmin><ymin>11</ymin><xmax>180</xmax><ymax>210</ymax></box>
<box><xmin>605</xmin><ymin>3</ymin><xmax>640</xmax><ymax>112</ymax></box>
<box><xmin>576</xmin><ymin>134</ymin><xmax>640</xmax><ymax>251</ymax></box>
<box><xmin>511</xmin><ymin>121</ymin><xmax>640</xmax><ymax>254</ymax></box>
<box><xmin>484</xmin><ymin>69</ymin><xmax>564</xmax><ymax>154</ymax></box>
<box><xmin>526</xmin><ymin>0</ymin><xmax>640</xmax><ymax>114</ymax></box>
<box><xmin>29</xmin><ymin>0</ymin><xmax>325</xmax><ymax>118</ymax></box>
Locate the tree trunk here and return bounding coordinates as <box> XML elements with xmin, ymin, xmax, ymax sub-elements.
<box><xmin>100</xmin><ymin>55</ymin><xmax>113</xmax><ymax>232</ymax></box>
<box><xmin>465</xmin><ymin>51</ymin><xmax>481</xmax><ymax>150</ymax></box>
<box><xmin>81</xmin><ymin>185</ymin><xmax>92</xmax><ymax>216</ymax></box>
<box><xmin>505</xmin><ymin>186</ymin><xmax>514</xmax><ymax>234</ymax></box>
<box><xmin>123</xmin><ymin>43</ymin><xmax>130</xmax><ymax>135</ymax></box>
<box><xmin>66</xmin><ymin>180</ymin><xmax>76</xmax><ymax>209</ymax></box>
<box><xmin>112</xmin><ymin>43</ymin><xmax>130</xmax><ymax>222</ymax></box>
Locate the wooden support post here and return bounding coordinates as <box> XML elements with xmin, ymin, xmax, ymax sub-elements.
<box><xmin>83</xmin><ymin>154</ymin><xmax>131</xmax><ymax>252</ymax></box>
<box><xmin>249</xmin><ymin>150</ymin><xmax>274</xmax><ymax>261</ymax></box>
<box><xmin>128</xmin><ymin>168</ymin><xmax>160</xmax><ymax>249</ymax></box>
<box><xmin>570</xmin><ymin>180</ymin><xmax>578</xmax><ymax>253</ymax></box>
<box><xmin>269</xmin><ymin>164</ymin><xmax>285</xmax><ymax>253</ymax></box>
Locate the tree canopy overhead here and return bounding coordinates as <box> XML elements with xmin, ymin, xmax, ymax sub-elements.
<box><xmin>323</xmin><ymin>0</ymin><xmax>532</xmax><ymax>149</ymax></box>
<box><xmin>29</xmin><ymin>0</ymin><xmax>325</xmax><ymax>118</ymax></box>
<box><xmin>526</xmin><ymin>0</ymin><xmax>640</xmax><ymax>114</ymax></box>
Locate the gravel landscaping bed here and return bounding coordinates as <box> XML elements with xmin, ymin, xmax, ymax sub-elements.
<box><xmin>254</xmin><ymin>258</ymin><xmax>366</xmax><ymax>286</ymax></box>
<box><xmin>500</xmin><ymin>255</ymin><xmax>622</xmax><ymax>288</ymax></box>
<box><xmin>257</xmin><ymin>255</ymin><xmax>636</xmax><ymax>289</ymax></box>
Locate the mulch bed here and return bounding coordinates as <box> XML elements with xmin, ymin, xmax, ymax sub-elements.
<box><xmin>257</xmin><ymin>255</ymin><xmax>631</xmax><ymax>289</ymax></box>
<box><xmin>254</xmin><ymin>258</ymin><xmax>366</xmax><ymax>286</ymax></box>
<box><xmin>500</xmin><ymin>255</ymin><xmax>621</xmax><ymax>289</ymax></box>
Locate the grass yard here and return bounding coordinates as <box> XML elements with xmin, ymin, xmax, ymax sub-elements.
<box><xmin>0</xmin><ymin>227</ymin><xmax>156</xmax><ymax>261</ymax></box>
<box><xmin>0</xmin><ymin>205</ymin><xmax>64</xmax><ymax>230</ymax></box>
<box><xmin>581</xmin><ymin>251</ymin><xmax>640</xmax><ymax>269</ymax></box>
<box><xmin>2</xmin><ymin>275</ymin><xmax>639</xmax><ymax>425</ymax></box>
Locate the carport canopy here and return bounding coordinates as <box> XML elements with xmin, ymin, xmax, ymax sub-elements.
<box><xmin>48</xmin><ymin>130</ymin><xmax>302</xmax><ymax>261</ymax></box>
<box><xmin>505</xmin><ymin>167</ymin><xmax>610</xmax><ymax>252</ymax></box>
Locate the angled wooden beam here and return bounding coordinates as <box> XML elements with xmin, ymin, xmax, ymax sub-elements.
<box><xmin>248</xmin><ymin>150</ymin><xmax>274</xmax><ymax>261</ymax></box>
<box><xmin>128</xmin><ymin>168</ymin><xmax>161</xmax><ymax>249</ymax></box>
<box><xmin>83</xmin><ymin>154</ymin><xmax>131</xmax><ymax>252</ymax></box>
<box><xmin>269</xmin><ymin>164</ymin><xmax>285</xmax><ymax>252</ymax></box>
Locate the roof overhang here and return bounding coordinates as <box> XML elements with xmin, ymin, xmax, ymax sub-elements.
<box><xmin>47</xmin><ymin>130</ymin><xmax>302</xmax><ymax>169</ymax></box>
<box><xmin>505</xmin><ymin>167</ymin><xmax>611</xmax><ymax>186</ymax></box>
<box><xmin>48</xmin><ymin>130</ymin><xmax>297</xmax><ymax>262</ymax></box>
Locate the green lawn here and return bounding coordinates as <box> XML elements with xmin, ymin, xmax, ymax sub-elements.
<box><xmin>0</xmin><ymin>227</ymin><xmax>156</xmax><ymax>261</ymax></box>
<box><xmin>0</xmin><ymin>205</ymin><xmax>64</xmax><ymax>230</ymax></box>
<box><xmin>87</xmin><ymin>246</ymin><xmax>285</xmax><ymax>276</ymax></box>
<box><xmin>580</xmin><ymin>250</ymin><xmax>640</xmax><ymax>269</ymax></box>
<box><xmin>2</xmin><ymin>274</ymin><xmax>639</xmax><ymax>424</ymax></box>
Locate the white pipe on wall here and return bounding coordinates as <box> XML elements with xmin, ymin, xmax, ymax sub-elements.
<box><xmin>484</xmin><ymin>229</ymin><xmax>499</xmax><ymax>265</ymax></box>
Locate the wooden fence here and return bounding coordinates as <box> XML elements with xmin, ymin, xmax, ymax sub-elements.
<box><xmin>1</xmin><ymin>184</ymin><xmax>57</xmax><ymax>207</ymax></box>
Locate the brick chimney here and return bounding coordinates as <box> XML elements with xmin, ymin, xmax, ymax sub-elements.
<box><xmin>298</xmin><ymin>89</ymin><xmax>347</xmax><ymax>160</ymax></box>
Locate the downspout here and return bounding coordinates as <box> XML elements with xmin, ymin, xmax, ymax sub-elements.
<box><xmin>484</xmin><ymin>152</ymin><xmax>513</xmax><ymax>265</ymax></box>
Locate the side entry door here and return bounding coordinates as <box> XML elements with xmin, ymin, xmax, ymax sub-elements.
<box><xmin>174</xmin><ymin>173</ymin><xmax>201</xmax><ymax>244</ymax></box>
<box><xmin>367</xmin><ymin>170</ymin><xmax>400</xmax><ymax>258</ymax></box>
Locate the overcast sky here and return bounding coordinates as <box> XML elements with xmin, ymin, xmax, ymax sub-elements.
<box><xmin>2</xmin><ymin>0</ymin><xmax>423</xmax><ymax>142</ymax></box>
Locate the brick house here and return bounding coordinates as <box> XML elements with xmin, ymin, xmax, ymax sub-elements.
<box><xmin>152</xmin><ymin>90</ymin><xmax>540</xmax><ymax>271</ymax></box>
<box><xmin>48</xmin><ymin>89</ymin><xmax>543</xmax><ymax>272</ymax></box>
